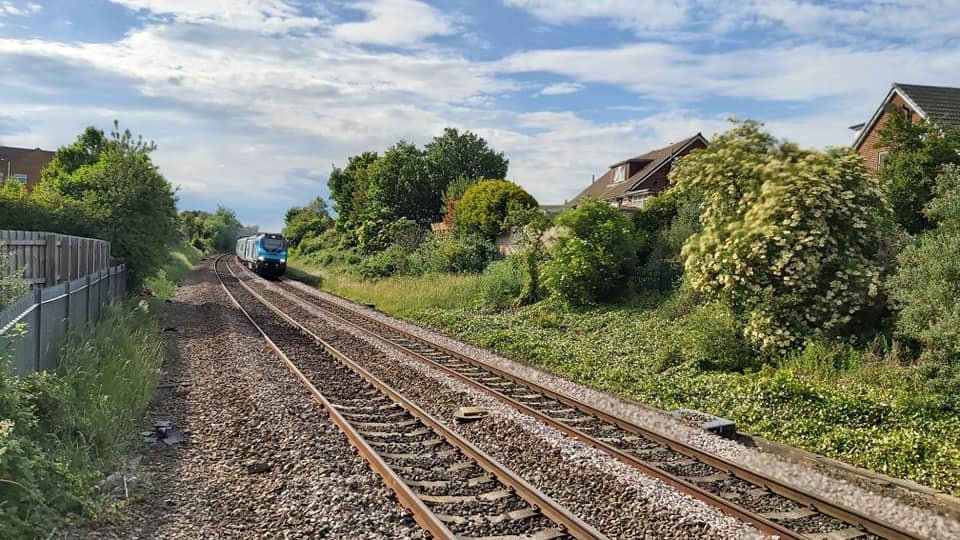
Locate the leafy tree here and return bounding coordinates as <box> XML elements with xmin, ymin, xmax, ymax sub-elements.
<box><xmin>35</xmin><ymin>122</ymin><xmax>178</xmax><ymax>286</ymax></box>
<box><xmin>889</xmin><ymin>164</ymin><xmax>960</xmax><ymax>362</ymax></box>
<box><xmin>878</xmin><ymin>112</ymin><xmax>960</xmax><ymax>234</ymax></box>
<box><xmin>328</xmin><ymin>151</ymin><xmax>378</xmax><ymax>227</ymax></box>
<box><xmin>283</xmin><ymin>197</ymin><xmax>333</xmax><ymax>248</ymax></box>
<box><xmin>454</xmin><ymin>179</ymin><xmax>538</xmax><ymax>238</ymax></box>
<box><xmin>443</xmin><ymin>176</ymin><xmax>480</xmax><ymax>202</ymax></box>
<box><xmin>425</xmin><ymin>128</ymin><xmax>508</xmax><ymax>196</ymax></box>
<box><xmin>671</xmin><ymin>120</ymin><xmax>892</xmax><ymax>353</ymax></box>
<box><xmin>365</xmin><ymin>142</ymin><xmax>435</xmax><ymax>224</ymax></box>
<box><xmin>542</xmin><ymin>198</ymin><xmax>641</xmax><ymax>305</ymax></box>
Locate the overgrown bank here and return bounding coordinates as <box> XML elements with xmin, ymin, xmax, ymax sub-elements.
<box><xmin>0</xmin><ymin>244</ymin><xmax>202</xmax><ymax>539</ymax></box>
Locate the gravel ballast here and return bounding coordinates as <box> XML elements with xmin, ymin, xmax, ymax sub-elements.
<box><xmin>61</xmin><ymin>261</ymin><xmax>421</xmax><ymax>539</ymax></box>
<box><xmin>278</xmin><ymin>275</ymin><xmax>960</xmax><ymax>540</ymax></box>
<box><xmin>237</xmin><ymin>269</ymin><xmax>768</xmax><ymax>539</ymax></box>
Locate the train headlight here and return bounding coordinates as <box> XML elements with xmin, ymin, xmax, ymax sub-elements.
<box><xmin>280</xmin><ymin>258</ymin><xmax>286</xmax><ymax>263</ymax></box>
<box><xmin>257</xmin><ymin>256</ymin><xmax>265</xmax><ymax>261</ymax></box>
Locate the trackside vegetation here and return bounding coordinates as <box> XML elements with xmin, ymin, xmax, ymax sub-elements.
<box><xmin>0</xmin><ymin>121</ymin><xmax>224</xmax><ymax>537</ymax></box>
<box><xmin>288</xmin><ymin>119</ymin><xmax>960</xmax><ymax>495</ymax></box>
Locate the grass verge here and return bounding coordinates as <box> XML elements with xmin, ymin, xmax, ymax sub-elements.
<box><xmin>142</xmin><ymin>242</ymin><xmax>203</xmax><ymax>299</ymax></box>
<box><xmin>0</xmin><ymin>302</ymin><xmax>164</xmax><ymax>538</ymax></box>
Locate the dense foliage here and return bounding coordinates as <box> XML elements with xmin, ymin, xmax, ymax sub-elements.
<box><xmin>671</xmin><ymin>121</ymin><xmax>891</xmax><ymax>353</ymax></box>
<box><xmin>282</xmin><ymin>197</ymin><xmax>333</xmax><ymax>249</ymax></box>
<box><xmin>0</xmin><ymin>242</ymin><xmax>28</xmax><ymax>309</ymax></box>
<box><xmin>178</xmin><ymin>206</ymin><xmax>246</xmax><ymax>253</ymax></box>
<box><xmin>878</xmin><ymin>113</ymin><xmax>960</xmax><ymax>234</ymax></box>
<box><xmin>425</xmin><ymin>128</ymin><xmax>508</xmax><ymax>194</ymax></box>
<box><xmin>542</xmin><ymin>199</ymin><xmax>640</xmax><ymax>305</ymax></box>
<box><xmin>454</xmin><ymin>180</ymin><xmax>538</xmax><ymax>238</ymax></box>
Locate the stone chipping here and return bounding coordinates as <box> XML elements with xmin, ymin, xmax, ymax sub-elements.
<box><xmin>59</xmin><ymin>261</ymin><xmax>421</xmax><ymax>539</ymax></box>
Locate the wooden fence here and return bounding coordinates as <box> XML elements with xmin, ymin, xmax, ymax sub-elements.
<box><xmin>0</xmin><ymin>230</ymin><xmax>111</xmax><ymax>288</ymax></box>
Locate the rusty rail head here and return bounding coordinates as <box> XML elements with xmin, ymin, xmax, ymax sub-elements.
<box><xmin>214</xmin><ymin>256</ymin><xmax>455</xmax><ymax>539</ymax></box>
<box><xmin>222</xmin><ymin>256</ymin><xmax>606</xmax><ymax>540</ymax></box>
<box><xmin>278</xmin><ymin>276</ymin><xmax>922</xmax><ymax>540</ymax></box>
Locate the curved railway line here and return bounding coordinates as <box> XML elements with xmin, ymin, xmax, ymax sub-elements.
<box><xmin>214</xmin><ymin>256</ymin><xmax>605</xmax><ymax>540</ymax></box>
<box><xmin>231</xmin><ymin>261</ymin><xmax>923</xmax><ymax>540</ymax></box>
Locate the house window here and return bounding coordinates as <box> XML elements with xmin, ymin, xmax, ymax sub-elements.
<box><xmin>877</xmin><ymin>151</ymin><xmax>888</xmax><ymax>172</ymax></box>
<box><xmin>613</xmin><ymin>165</ymin><xmax>625</xmax><ymax>183</ymax></box>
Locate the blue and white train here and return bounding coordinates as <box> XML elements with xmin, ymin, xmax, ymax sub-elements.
<box><xmin>236</xmin><ymin>233</ymin><xmax>288</xmax><ymax>278</ymax></box>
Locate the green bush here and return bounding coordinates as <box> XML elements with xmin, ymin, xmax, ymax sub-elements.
<box><xmin>358</xmin><ymin>245</ymin><xmax>412</xmax><ymax>279</ymax></box>
<box><xmin>542</xmin><ymin>199</ymin><xmax>641</xmax><ymax>305</ymax></box>
<box><xmin>454</xmin><ymin>180</ymin><xmax>538</xmax><ymax>238</ymax></box>
<box><xmin>478</xmin><ymin>258</ymin><xmax>524</xmax><ymax>309</ymax></box>
<box><xmin>424</xmin><ymin>233</ymin><xmax>496</xmax><ymax>274</ymax></box>
<box><xmin>670</xmin><ymin>120</ymin><xmax>892</xmax><ymax>353</ymax></box>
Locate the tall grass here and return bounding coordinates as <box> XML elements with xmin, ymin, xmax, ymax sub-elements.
<box><xmin>289</xmin><ymin>261</ymin><xmax>483</xmax><ymax>315</ymax></box>
<box><xmin>143</xmin><ymin>242</ymin><xmax>203</xmax><ymax>299</ymax></box>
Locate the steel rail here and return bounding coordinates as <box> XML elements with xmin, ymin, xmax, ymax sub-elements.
<box><xmin>213</xmin><ymin>256</ymin><xmax>455</xmax><ymax>538</ymax></box>
<box><xmin>273</xmin><ymin>275</ymin><xmax>920</xmax><ymax>540</ymax></box>
<box><xmin>220</xmin><ymin>257</ymin><xmax>605</xmax><ymax>540</ymax></box>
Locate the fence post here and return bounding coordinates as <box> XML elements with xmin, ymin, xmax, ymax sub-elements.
<box><xmin>64</xmin><ymin>280</ymin><xmax>71</xmax><ymax>337</ymax></box>
<box><xmin>33</xmin><ymin>287</ymin><xmax>41</xmax><ymax>373</ymax></box>
<box><xmin>84</xmin><ymin>274</ymin><xmax>91</xmax><ymax>326</ymax></box>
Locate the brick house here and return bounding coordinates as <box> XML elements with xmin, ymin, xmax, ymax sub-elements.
<box><xmin>0</xmin><ymin>146</ymin><xmax>55</xmax><ymax>189</ymax></box>
<box><xmin>571</xmin><ymin>134</ymin><xmax>708</xmax><ymax>211</ymax></box>
<box><xmin>852</xmin><ymin>83</ymin><xmax>960</xmax><ymax>173</ymax></box>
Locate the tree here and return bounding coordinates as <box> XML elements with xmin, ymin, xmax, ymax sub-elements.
<box><xmin>542</xmin><ymin>198</ymin><xmax>641</xmax><ymax>305</ymax></box>
<box><xmin>454</xmin><ymin>180</ymin><xmax>538</xmax><ymax>238</ymax></box>
<box><xmin>328</xmin><ymin>151</ymin><xmax>378</xmax><ymax>227</ymax></box>
<box><xmin>878</xmin><ymin>112</ymin><xmax>960</xmax><ymax>234</ymax></box>
<box><xmin>889</xmin><ymin>164</ymin><xmax>960</xmax><ymax>361</ymax></box>
<box><xmin>283</xmin><ymin>197</ymin><xmax>333</xmax><ymax>248</ymax></box>
<box><xmin>424</xmin><ymin>128</ymin><xmax>508</xmax><ymax>196</ymax></box>
<box><xmin>364</xmin><ymin>141</ymin><xmax>435</xmax><ymax>224</ymax></box>
<box><xmin>36</xmin><ymin>122</ymin><xmax>178</xmax><ymax>286</ymax></box>
<box><xmin>671</xmin><ymin>120</ymin><xmax>892</xmax><ymax>353</ymax></box>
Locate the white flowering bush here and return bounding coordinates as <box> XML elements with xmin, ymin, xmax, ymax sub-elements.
<box><xmin>670</xmin><ymin>121</ymin><xmax>891</xmax><ymax>353</ymax></box>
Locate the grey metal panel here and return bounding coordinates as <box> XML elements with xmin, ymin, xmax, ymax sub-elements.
<box><xmin>39</xmin><ymin>282</ymin><xmax>69</xmax><ymax>371</ymax></box>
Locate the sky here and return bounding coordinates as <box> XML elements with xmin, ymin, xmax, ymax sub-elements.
<box><xmin>1</xmin><ymin>1</ymin><xmax>958</xmax><ymax>232</ymax></box>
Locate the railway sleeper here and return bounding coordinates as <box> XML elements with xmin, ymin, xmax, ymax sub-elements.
<box><xmin>357</xmin><ymin>427</ymin><xmax>433</xmax><ymax>439</ymax></box>
<box><xmin>417</xmin><ymin>488</ymin><xmax>513</xmax><ymax>504</ymax></box>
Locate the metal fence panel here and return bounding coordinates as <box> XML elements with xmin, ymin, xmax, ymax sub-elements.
<box><xmin>39</xmin><ymin>282</ymin><xmax>69</xmax><ymax>371</ymax></box>
<box><xmin>0</xmin><ymin>264</ymin><xmax>126</xmax><ymax>376</ymax></box>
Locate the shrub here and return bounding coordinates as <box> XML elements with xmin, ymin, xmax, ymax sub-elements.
<box><xmin>889</xmin><ymin>165</ymin><xmax>960</xmax><ymax>364</ymax></box>
<box><xmin>454</xmin><ymin>180</ymin><xmax>538</xmax><ymax>238</ymax></box>
<box><xmin>649</xmin><ymin>301</ymin><xmax>755</xmax><ymax>372</ymax></box>
<box><xmin>358</xmin><ymin>245</ymin><xmax>412</xmax><ymax>279</ymax></box>
<box><xmin>478</xmin><ymin>258</ymin><xmax>524</xmax><ymax>309</ymax></box>
<box><xmin>671</xmin><ymin>120</ymin><xmax>892</xmax><ymax>354</ymax></box>
<box><xmin>423</xmin><ymin>233</ymin><xmax>496</xmax><ymax>274</ymax></box>
<box><xmin>542</xmin><ymin>199</ymin><xmax>641</xmax><ymax>305</ymax></box>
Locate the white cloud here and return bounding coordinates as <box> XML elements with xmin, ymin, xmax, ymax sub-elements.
<box><xmin>0</xmin><ymin>1</ymin><xmax>41</xmax><ymax>16</ymax></box>
<box><xmin>331</xmin><ymin>0</ymin><xmax>454</xmax><ymax>47</ymax></box>
<box><xmin>108</xmin><ymin>0</ymin><xmax>323</xmax><ymax>32</ymax></box>
<box><xmin>500</xmin><ymin>42</ymin><xmax>960</xmax><ymax>103</ymax></box>
<box><xmin>503</xmin><ymin>0</ymin><xmax>688</xmax><ymax>32</ymax></box>
<box><xmin>539</xmin><ymin>82</ymin><xmax>583</xmax><ymax>96</ymax></box>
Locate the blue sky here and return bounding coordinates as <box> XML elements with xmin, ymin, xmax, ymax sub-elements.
<box><xmin>1</xmin><ymin>0</ymin><xmax>958</xmax><ymax>232</ymax></box>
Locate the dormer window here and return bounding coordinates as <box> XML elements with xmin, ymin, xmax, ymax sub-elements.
<box><xmin>613</xmin><ymin>165</ymin><xmax>625</xmax><ymax>183</ymax></box>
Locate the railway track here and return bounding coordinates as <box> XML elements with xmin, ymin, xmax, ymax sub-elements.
<box><xmin>214</xmin><ymin>256</ymin><xmax>605</xmax><ymax>540</ymax></box>
<box><xmin>238</xmin><ymin>266</ymin><xmax>922</xmax><ymax>540</ymax></box>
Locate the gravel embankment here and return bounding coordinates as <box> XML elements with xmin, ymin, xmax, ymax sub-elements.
<box><xmin>281</xmin><ymin>277</ymin><xmax>960</xmax><ymax>540</ymax></box>
<box><xmin>246</xmin><ymin>275</ymin><xmax>767</xmax><ymax>539</ymax></box>
<box><xmin>60</xmin><ymin>261</ymin><xmax>421</xmax><ymax>539</ymax></box>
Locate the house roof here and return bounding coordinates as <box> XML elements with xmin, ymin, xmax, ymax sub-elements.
<box><xmin>0</xmin><ymin>145</ymin><xmax>55</xmax><ymax>162</ymax></box>
<box><xmin>853</xmin><ymin>83</ymin><xmax>960</xmax><ymax>149</ymax></box>
<box><xmin>573</xmin><ymin>133</ymin><xmax>707</xmax><ymax>202</ymax></box>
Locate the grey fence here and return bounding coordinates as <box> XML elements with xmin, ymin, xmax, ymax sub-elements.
<box><xmin>0</xmin><ymin>265</ymin><xmax>126</xmax><ymax>375</ymax></box>
<box><xmin>0</xmin><ymin>230</ymin><xmax>111</xmax><ymax>288</ymax></box>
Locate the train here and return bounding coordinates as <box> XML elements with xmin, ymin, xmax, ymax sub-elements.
<box><xmin>236</xmin><ymin>233</ymin><xmax>288</xmax><ymax>278</ymax></box>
